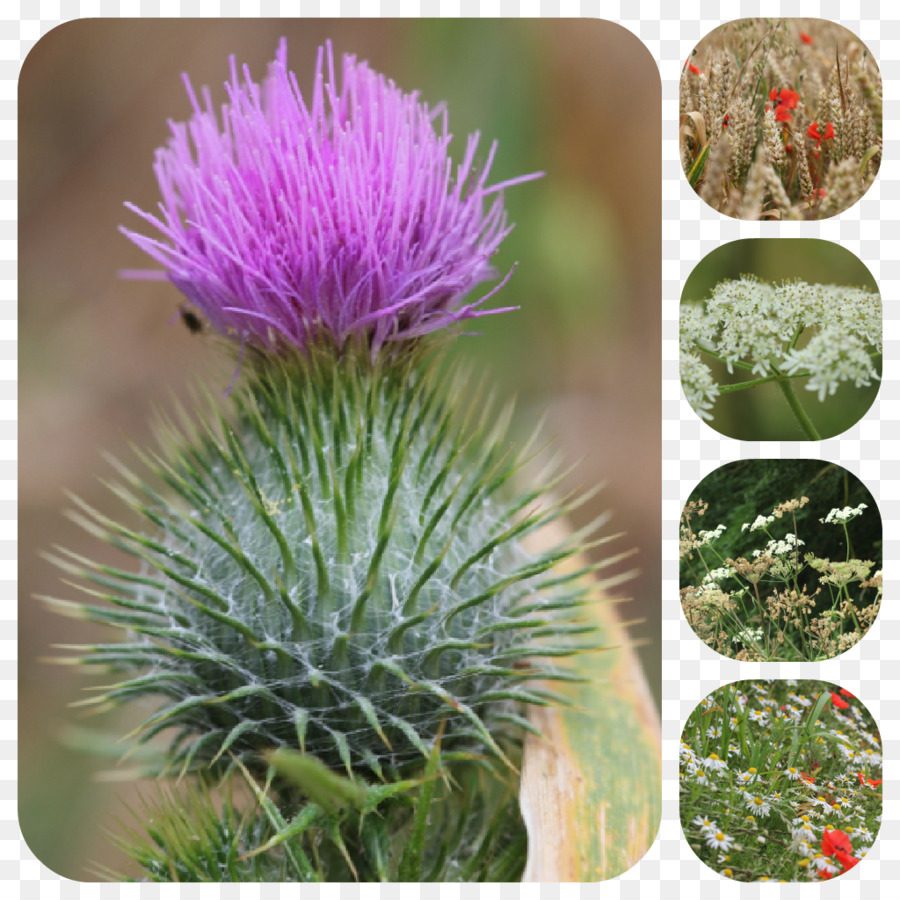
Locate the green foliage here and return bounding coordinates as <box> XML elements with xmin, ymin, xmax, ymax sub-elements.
<box><xmin>111</xmin><ymin>751</ymin><xmax>525</xmax><ymax>882</ymax></box>
<box><xmin>111</xmin><ymin>778</ymin><xmax>300</xmax><ymax>882</ymax></box>
<box><xmin>680</xmin><ymin>462</ymin><xmax>882</xmax><ymax>661</ymax></box>
<box><xmin>681</xmin><ymin>460</ymin><xmax>880</xmax><ymax>594</ymax></box>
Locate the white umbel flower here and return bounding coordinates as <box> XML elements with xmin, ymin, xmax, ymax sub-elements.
<box><xmin>678</xmin><ymin>277</ymin><xmax>881</xmax><ymax>422</ymax></box>
<box><xmin>820</xmin><ymin>504</ymin><xmax>868</xmax><ymax>524</ymax></box>
<box><xmin>782</xmin><ymin>328</ymin><xmax>879</xmax><ymax>402</ymax></box>
<box><xmin>680</xmin><ymin>350</ymin><xmax>720</xmax><ymax>421</ymax></box>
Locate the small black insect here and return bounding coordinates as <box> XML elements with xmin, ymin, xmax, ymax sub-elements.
<box><xmin>180</xmin><ymin>306</ymin><xmax>203</xmax><ymax>334</ymax></box>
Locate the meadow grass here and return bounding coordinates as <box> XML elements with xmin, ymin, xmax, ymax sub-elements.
<box><xmin>680</xmin><ymin>680</ymin><xmax>881</xmax><ymax>882</ymax></box>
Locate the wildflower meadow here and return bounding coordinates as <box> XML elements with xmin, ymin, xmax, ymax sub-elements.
<box><xmin>680</xmin><ymin>460</ymin><xmax>881</xmax><ymax>661</ymax></box>
<box><xmin>681</xmin><ymin>680</ymin><xmax>882</xmax><ymax>883</ymax></box>
<box><xmin>681</xmin><ymin>19</ymin><xmax>882</xmax><ymax>220</ymax></box>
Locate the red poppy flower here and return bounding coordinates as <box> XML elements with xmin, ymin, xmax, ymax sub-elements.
<box><xmin>821</xmin><ymin>831</ymin><xmax>860</xmax><ymax>875</ymax></box>
<box><xmin>822</xmin><ymin>829</ymin><xmax>853</xmax><ymax>857</ymax></box>
<box><xmin>722</xmin><ymin>113</ymin><xmax>729</xmax><ymax>127</ymax></box>
<box><xmin>779</xmin><ymin>89</ymin><xmax>800</xmax><ymax>110</ymax></box>
<box><xmin>835</xmin><ymin>849</ymin><xmax>859</xmax><ymax>871</ymax></box>
<box><xmin>840</xmin><ymin>688</ymin><xmax>855</xmax><ymax>698</ymax></box>
<box><xmin>808</xmin><ymin>121</ymin><xmax>835</xmax><ymax>149</ymax></box>
<box><xmin>775</xmin><ymin>106</ymin><xmax>793</xmax><ymax>122</ymax></box>
<box><xmin>799</xmin><ymin>771</ymin><xmax>816</xmax><ymax>784</ymax></box>
<box><xmin>831</xmin><ymin>691</ymin><xmax>849</xmax><ymax>709</ymax></box>
<box><xmin>770</xmin><ymin>87</ymin><xmax>800</xmax><ymax>109</ymax></box>
<box><xmin>857</xmin><ymin>771</ymin><xmax>882</xmax><ymax>787</ymax></box>
<box><xmin>688</xmin><ymin>62</ymin><xmax>702</xmax><ymax>75</ymax></box>
<box><xmin>800</xmin><ymin>32</ymin><xmax>814</xmax><ymax>45</ymax></box>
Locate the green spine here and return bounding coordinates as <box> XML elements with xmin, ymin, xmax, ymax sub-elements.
<box><xmin>48</xmin><ymin>351</ymin><xmax>600</xmax><ymax>779</ymax></box>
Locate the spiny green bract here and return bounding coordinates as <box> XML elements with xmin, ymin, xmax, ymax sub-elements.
<box><xmin>49</xmin><ymin>351</ymin><xmax>602</xmax><ymax>777</ymax></box>
<box><xmin>112</xmin><ymin>756</ymin><xmax>526</xmax><ymax>882</ymax></box>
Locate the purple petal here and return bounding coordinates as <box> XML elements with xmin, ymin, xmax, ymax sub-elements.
<box><xmin>122</xmin><ymin>40</ymin><xmax>541</xmax><ymax>354</ymax></box>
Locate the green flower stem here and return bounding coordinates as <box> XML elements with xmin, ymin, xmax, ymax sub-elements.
<box><xmin>780</xmin><ymin>630</ymin><xmax>806</xmax><ymax>660</ymax></box>
<box><xmin>717</xmin><ymin>375</ymin><xmax>782</xmax><ymax>393</ymax></box>
<box><xmin>750</xmin><ymin>583</ymin><xmax>771</xmax><ymax>658</ymax></box>
<box><xmin>790</xmin><ymin>512</ymin><xmax>801</xmax><ymax>594</ymax></box>
<box><xmin>694</xmin><ymin>344</ymin><xmax>757</xmax><ymax>372</ymax></box>
<box><xmin>788</xmin><ymin>324</ymin><xmax>806</xmax><ymax>351</ymax></box>
<box><xmin>842</xmin><ymin>583</ymin><xmax>865</xmax><ymax>634</ymax></box>
<box><xmin>774</xmin><ymin>376</ymin><xmax>822</xmax><ymax>440</ymax></box>
<box><xmin>798</xmin><ymin>610</ymin><xmax>811</xmax><ymax>659</ymax></box>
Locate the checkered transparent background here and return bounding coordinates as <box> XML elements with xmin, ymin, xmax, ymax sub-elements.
<box><xmin>5</xmin><ymin>1</ymin><xmax>898</xmax><ymax>896</ymax></box>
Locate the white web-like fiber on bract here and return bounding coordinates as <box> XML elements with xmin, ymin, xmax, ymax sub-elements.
<box><xmin>106</xmin><ymin>360</ymin><xmax>586</xmax><ymax>773</ymax></box>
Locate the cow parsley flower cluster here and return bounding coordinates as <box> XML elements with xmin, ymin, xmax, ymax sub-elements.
<box><xmin>743</xmin><ymin>513</ymin><xmax>775</xmax><ymax>532</ymax></box>
<box><xmin>680</xmin><ymin>277</ymin><xmax>881</xmax><ymax>436</ymax></box>
<box><xmin>751</xmin><ymin>532</ymin><xmax>805</xmax><ymax>558</ymax></box>
<box><xmin>821</xmin><ymin>504</ymin><xmax>868</xmax><ymax>525</ymax></box>
<box><xmin>732</xmin><ymin>626</ymin><xmax>765</xmax><ymax>646</ymax></box>
<box><xmin>681</xmin><ymin>490</ymin><xmax>881</xmax><ymax>662</ymax></box>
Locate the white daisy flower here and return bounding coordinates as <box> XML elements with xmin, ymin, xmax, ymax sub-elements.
<box><xmin>792</xmin><ymin>823</ymin><xmax>817</xmax><ymax>841</ymax></box>
<box><xmin>704</xmin><ymin>830</ymin><xmax>735</xmax><ymax>852</ymax></box>
<box><xmin>703</xmin><ymin>753</ymin><xmax>728</xmax><ymax>772</ymax></box>
<box><xmin>811</xmin><ymin>855</ymin><xmax>841</xmax><ymax>875</ymax></box>
<box><xmin>744</xmin><ymin>794</ymin><xmax>772</xmax><ymax>816</ymax></box>
<box><xmin>692</xmin><ymin>815</ymin><xmax>716</xmax><ymax>834</ymax></box>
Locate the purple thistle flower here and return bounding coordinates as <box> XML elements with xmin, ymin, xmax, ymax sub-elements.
<box><xmin>122</xmin><ymin>39</ymin><xmax>541</xmax><ymax>354</ymax></box>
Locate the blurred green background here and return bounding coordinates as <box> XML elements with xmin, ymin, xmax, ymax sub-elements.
<box><xmin>681</xmin><ymin>239</ymin><xmax>881</xmax><ymax>440</ymax></box>
<box><xmin>19</xmin><ymin>19</ymin><xmax>660</xmax><ymax>878</ymax></box>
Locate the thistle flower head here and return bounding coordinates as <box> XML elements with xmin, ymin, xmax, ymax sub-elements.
<box><xmin>51</xmin><ymin>355</ymin><xmax>598</xmax><ymax>777</ymax></box>
<box><xmin>122</xmin><ymin>40</ymin><xmax>539</xmax><ymax>354</ymax></box>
